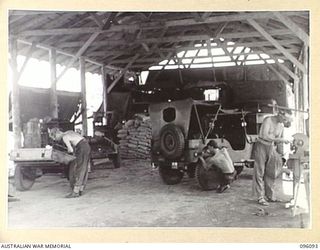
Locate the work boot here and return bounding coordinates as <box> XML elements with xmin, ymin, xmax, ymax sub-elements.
<box><xmin>217</xmin><ymin>184</ymin><xmax>230</xmax><ymax>193</ymax></box>
<box><xmin>65</xmin><ymin>192</ymin><xmax>80</xmax><ymax>198</ymax></box>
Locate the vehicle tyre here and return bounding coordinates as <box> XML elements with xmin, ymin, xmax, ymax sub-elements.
<box><xmin>159</xmin><ymin>164</ymin><xmax>184</xmax><ymax>185</ymax></box>
<box><xmin>110</xmin><ymin>153</ymin><xmax>121</xmax><ymax>169</ymax></box>
<box><xmin>195</xmin><ymin>162</ymin><xmax>223</xmax><ymax>191</ymax></box>
<box><xmin>14</xmin><ymin>165</ymin><xmax>36</xmax><ymax>191</ymax></box>
<box><xmin>159</xmin><ymin>124</ymin><xmax>185</xmax><ymax>160</ymax></box>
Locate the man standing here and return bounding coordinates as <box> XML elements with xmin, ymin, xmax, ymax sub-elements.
<box><xmin>199</xmin><ymin>140</ymin><xmax>237</xmax><ymax>193</ymax></box>
<box><xmin>49</xmin><ymin>128</ymin><xmax>91</xmax><ymax>198</ymax></box>
<box><xmin>252</xmin><ymin>110</ymin><xmax>292</xmax><ymax>206</ymax></box>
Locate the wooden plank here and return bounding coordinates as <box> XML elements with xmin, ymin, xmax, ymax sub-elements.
<box><xmin>102</xmin><ymin>12</ymin><xmax>118</xmax><ymax>30</ymax></box>
<box><xmin>90</xmin><ymin>12</ymin><xmax>104</xmax><ymax>29</ymax></box>
<box><xmin>56</xmin><ymin>32</ymin><xmax>100</xmax><ymax>82</ymax></box>
<box><xmin>130</xmin><ymin>56</ymin><xmax>287</xmax><ymax>69</ymax></box>
<box><xmin>277</xmin><ymin>62</ymin><xmax>299</xmax><ymax>81</ymax></box>
<box><xmin>10</xmin><ymin>38</ymin><xmax>22</xmax><ymax>149</ymax></box>
<box><xmin>141</xmin><ymin>42</ymin><xmax>150</xmax><ymax>52</ymax></box>
<box><xmin>9</xmin><ymin>15</ymin><xmax>25</xmax><ymax>24</ymax></box>
<box><xmin>58</xmin><ymin>28</ymin><xmax>295</xmax><ymax>49</ymax></box>
<box><xmin>16</xmin><ymin>43</ymin><xmax>36</xmax><ymax>82</ymax></box>
<box><xmin>85</xmin><ymin>39</ymin><xmax>300</xmax><ymax>57</ymax></box>
<box><xmin>101</xmin><ymin>65</ymin><xmax>108</xmax><ymax>125</ymax></box>
<box><xmin>303</xmin><ymin>45</ymin><xmax>309</xmax><ymax>113</ymax></box>
<box><xmin>12</xmin><ymin>15</ymin><xmax>57</xmax><ymax>34</ymax></box>
<box><xmin>15</xmin><ymin>12</ymin><xmax>301</xmax><ymax>37</ymax></box>
<box><xmin>248</xmin><ymin>46</ymin><xmax>299</xmax><ymax>81</ymax></box>
<box><xmin>42</xmin><ymin>12</ymin><xmax>77</xmax><ymax>29</ymax></box>
<box><xmin>109</xmin><ymin>49</ymin><xmax>295</xmax><ymax>64</ymax></box>
<box><xmin>273</xmin><ymin>12</ymin><xmax>309</xmax><ymax>46</ymax></box>
<box><xmin>80</xmin><ymin>57</ymin><xmax>88</xmax><ymax>136</ymax></box>
<box><xmin>49</xmin><ymin>48</ymin><xmax>58</xmax><ymax>118</ymax></box>
<box><xmin>107</xmin><ymin>54</ymin><xmax>139</xmax><ymax>93</ymax></box>
<box><xmin>247</xmin><ymin>18</ymin><xmax>306</xmax><ymax>73</ymax></box>
<box><xmin>16</xmin><ymin>38</ymin><xmax>104</xmax><ymax>67</ymax></box>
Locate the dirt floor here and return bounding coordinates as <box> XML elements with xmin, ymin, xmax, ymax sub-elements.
<box><xmin>8</xmin><ymin>159</ymin><xmax>310</xmax><ymax>228</ymax></box>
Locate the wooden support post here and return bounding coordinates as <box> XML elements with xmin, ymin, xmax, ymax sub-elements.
<box><xmin>10</xmin><ymin>38</ymin><xmax>22</xmax><ymax>149</ymax></box>
<box><xmin>293</xmin><ymin>77</ymin><xmax>300</xmax><ymax>132</ymax></box>
<box><xmin>80</xmin><ymin>57</ymin><xmax>88</xmax><ymax>136</ymax></box>
<box><xmin>247</xmin><ymin>18</ymin><xmax>306</xmax><ymax>74</ymax></box>
<box><xmin>49</xmin><ymin>48</ymin><xmax>58</xmax><ymax>118</ymax></box>
<box><xmin>303</xmin><ymin>45</ymin><xmax>309</xmax><ymax>133</ymax></box>
<box><xmin>101</xmin><ymin>65</ymin><xmax>107</xmax><ymax>125</ymax></box>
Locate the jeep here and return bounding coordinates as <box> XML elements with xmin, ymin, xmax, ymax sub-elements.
<box><xmin>149</xmin><ymin>98</ymin><xmax>268</xmax><ymax>190</ymax></box>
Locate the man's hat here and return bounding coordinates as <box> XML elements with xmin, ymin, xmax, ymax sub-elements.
<box><xmin>278</xmin><ymin>110</ymin><xmax>293</xmax><ymax>122</ymax></box>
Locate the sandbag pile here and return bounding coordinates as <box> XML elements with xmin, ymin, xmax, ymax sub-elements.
<box><xmin>117</xmin><ymin>115</ymin><xmax>152</xmax><ymax>159</ymax></box>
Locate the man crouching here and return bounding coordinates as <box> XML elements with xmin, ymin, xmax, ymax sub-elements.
<box><xmin>49</xmin><ymin>128</ymin><xmax>91</xmax><ymax>198</ymax></box>
<box><xmin>199</xmin><ymin>140</ymin><xmax>237</xmax><ymax>193</ymax></box>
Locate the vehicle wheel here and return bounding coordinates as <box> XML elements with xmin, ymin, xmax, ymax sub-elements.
<box><xmin>14</xmin><ymin>165</ymin><xmax>36</xmax><ymax>191</ymax></box>
<box><xmin>195</xmin><ymin>162</ymin><xmax>223</xmax><ymax>191</ymax></box>
<box><xmin>159</xmin><ymin>164</ymin><xmax>184</xmax><ymax>185</ymax></box>
<box><xmin>110</xmin><ymin>153</ymin><xmax>121</xmax><ymax>168</ymax></box>
<box><xmin>159</xmin><ymin>124</ymin><xmax>185</xmax><ymax>160</ymax></box>
<box><xmin>187</xmin><ymin>163</ymin><xmax>196</xmax><ymax>178</ymax></box>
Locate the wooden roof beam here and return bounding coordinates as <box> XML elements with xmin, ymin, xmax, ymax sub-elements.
<box><xmin>16</xmin><ymin>38</ymin><xmax>123</xmax><ymax>73</ymax></box>
<box><xmin>11</xmin><ymin>14</ymin><xmax>55</xmax><ymax>34</ymax></box>
<box><xmin>102</xmin><ymin>12</ymin><xmax>118</xmax><ymax>30</ymax></box>
<box><xmin>247</xmin><ymin>18</ymin><xmax>306</xmax><ymax>73</ymax></box>
<box><xmin>272</xmin><ymin>12</ymin><xmax>309</xmax><ymax>46</ymax></box>
<box><xmin>55</xmin><ymin>32</ymin><xmax>100</xmax><ymax>82</ymax></box>
<box><xmin>90</xmin><ymin>12</ymin><xmax>105</xmax><ymax>29</ymax></box>
<box><xmin>58</xmin><ymin>28</ymin><xmax>295</xmax><ymax>49</ymax></box>
<box><xmin>107</xmin><ymin>54</ymin><xmax>139</xmax><ymax>93</ymax></box>
<box><xmin>256</xmin><ymin>47</ymin><xmax>299</xmax><ymax>81</ymax></box>
<box><xmin>130</xmin><ymin>57</ymin><xmax>285</xmax><ymax>69</ymax></box>
<box><xmin>84</xmin><ymin>38</ymin><xmax>300</xmax><ymax>57</ymax></box>
<box><xmin>41</xmin><ymin>12</ymin><xmax>78</xmax><ymax>29</ymax></box>
<box><xmin>15</xmin><ymin>11</ymin><xmax>301</xmax><ymax>37</ymax></box>
<box><xmin>109</xmin><ymin>49</ymin><xmax>295</xmax><ymax>64</ymax></box>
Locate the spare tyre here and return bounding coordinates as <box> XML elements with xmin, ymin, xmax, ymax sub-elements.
<box><xmin>159</xmin><ymin>124</ymin><xmax>185</xmax><ymax>160</ymax></box>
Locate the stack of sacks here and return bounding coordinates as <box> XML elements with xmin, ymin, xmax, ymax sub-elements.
<box><xmin>117</xmin><ymin>115</ymin><xmax>152</xmax><ymax>159</ymax></box>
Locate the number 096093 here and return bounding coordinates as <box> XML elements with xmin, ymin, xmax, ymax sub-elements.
<box><xmin>300</xmin><ymin>244</ymin><xmax>318</xmax><ymax>248</ymax></box>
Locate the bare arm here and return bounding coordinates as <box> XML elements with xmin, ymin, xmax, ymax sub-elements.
<box><xmin>62</xmin><ymin>135</ymin><xmax>74</xmax><ymax>153</ymax></box>
<box><xmin>260</xmin><ymin>117</ymin><xmax>287</xmax><ymax>143</ymax></box>
<box><xmin>199</xmin><ymin>156</ymin><xmax>209</xmax><ymax>170</ymax></box>
<box><xmin>221</xmin><ymin>148</ymin><xmax>233</xmax><ymax>167</ymax></box>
